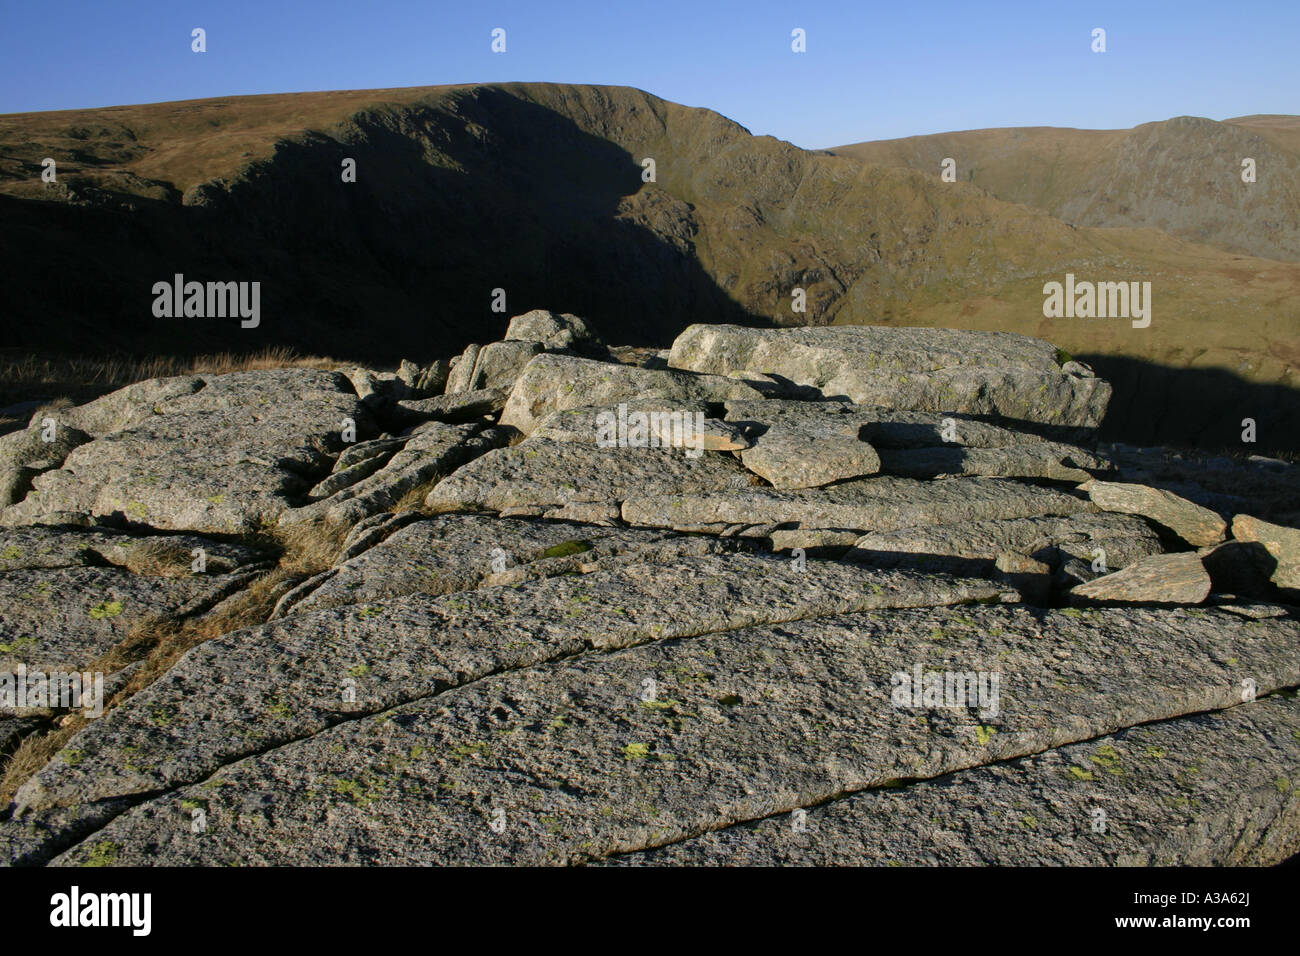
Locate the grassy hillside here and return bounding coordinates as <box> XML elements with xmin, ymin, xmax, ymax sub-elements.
<box><xmin>831</xmin><ymin>115</ymin><xmax>1300</xmax><ymax>263</ymax></box>
<box><xmin>1</xmin><ymin>84</ymin><xmax>1296</xmax><ymax>449</ymax></box>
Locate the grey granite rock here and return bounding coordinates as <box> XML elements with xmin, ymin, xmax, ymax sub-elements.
<box><xmin>1</xmin><ymin>370</ymin><xmax>369</xmax><ymax>534</ymax></box>
<box><xmin>426</xmin><ymin>438</ymin><xmax>756</xmax><ymax>514</ymax></box>
<box><xmin>877</xmin><ymin>442</ymin><xmax>1109</xmax><ymax>482</ymax></box>
<box><xmin>280</xmin><ymin>424</ymin><xmax>511</xmax><ymax>528</ymax></box>
<box><xmin>504</xmin><ymin>309</ymin><xmax>598</xmax><ymax>349</ymax></box>
<box><xmin>845</xmin><ymin>512</ymin><xmax>1163</xmax><ymax>579</ymax></box>
<box><xmin>1086</xmin><ymin>480</ymin><xmax>1228</xmax><ymax>547</ymax></box>
<box><xmin>465</xmin><ymin>341</ymin><xmax>543</xmax><ymax>392</ymax></box>
<box><xmin>13</xmin><ymin>555</ymin><xmax>1008</xmax><ymax>832</ymax></box>
<box><xmin>0</xmin><ymin>525</ymin><xmax>264</xmax><ymax>575</ymax></box>
<box><xmin>623</xmin><ymin>476</ymin><xmax>1088</xmax><ymax>535</ymax></box>
<box><xmin>444</xmin><ymin>344</ymin><xmax>482</xmax><ymax>395</ymax></box>
<box><xmin>0</xmin><ymin>421</ymin><xmax>92</xmax><ymax>507</ymax></box>
<box><xmin>42</xmin><ymin>603</ymin><xmax>1299</xmax><ymax>864</ymax></box>
<box><xmin>392</xmin><ymin>389</ymin><xmax>507</xmax><ymax>425</ymax></box>
<box><xmin>614</xmin><ymin>694</ymin><xmax>1300</xmax><ymax>866</ymax></box>
<box><xmin>1231</xmin><ymin>515</ymin><xmax>1300</xmax><ymax>598</ymax></box>
<box><xmin>671</xmin><ymin>325</ymin><xmax>1111</xmax><ymax>428</ymax></box>
<box><xmin>1069</xmin><ymin>552</ymin><xmax>1212</xmax><ymax>606</ymax></box>
<box><xmin>530</xmin><ymin>401</ymin><xmax>715</xmax><ymax>445</ymax></box>
<box><xmin>0</xmin><ymin>566</ymin><xmax>237</xmax><ymax>673</ymax></box>
<box><xmin>275</xmin><ymin>515</ymin><xmax>739</xmax><ymax>615</ymax></box>
<box><xmin>500</xmin><ymin>354</ymin><xmax>763</xmax><ymax>435</ymax></box>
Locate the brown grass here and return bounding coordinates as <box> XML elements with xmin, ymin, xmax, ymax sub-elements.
<box><xmin>391</xmin><ymin>483</ymin><xmax>436</xmax><ymax>514</ymax></box>
<box><xmin>0</xmin><ymin>722</ymin><xmax>68</xmax><ymax>807</ymax></box>
<box><xmin>2</xmin><ymin>346</ymin><xmax>342</xmax><ymax>384</ymax></box>
<box><xmin>0</xmin><ymin>347</ymin><xmax>344</xmax><ymax>415</ymax></box>
<box><xmin>0</xmin><ymin>517</ymin><xmax>351</xmax><ymax>807</ymax></box>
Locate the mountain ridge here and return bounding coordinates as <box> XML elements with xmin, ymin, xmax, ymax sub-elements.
<box><xmin>831</xmin><ymin>113</ymin><xmax>1300</xmax><ymax>263</ymax></box>
<box><xmin>1</xmin><ymin>82</ymin><xmax>1296</xmax><ymax>449</ymax></box>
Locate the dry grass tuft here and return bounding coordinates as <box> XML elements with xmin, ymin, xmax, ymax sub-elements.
<box><xmin>0</xmin><ymin>518</ymin><xmax>353</xmax><ymax>807</ymax></box>
<box><xmin>107</xmin><ymin>519</ymin><xmax>350</xmax><ymax>693</ymax></box>
<box><xmin>0</xmin><ymin>347</ymin><xmax>345</xmax><ymax>416</ymax></box>
<box><xmin>392</xmin><ymin>482</ymin><xmax>437</xmax><ymax>515</ymax></box>
<box><xmin>1</xmin><ymin>346</ymin><xmax>341</xmax><ymax>389</ymax></box>
<box><xmin>1</xmin><ymin>722</ymin><xmax>72</xmax><ymax>807</ymax></box>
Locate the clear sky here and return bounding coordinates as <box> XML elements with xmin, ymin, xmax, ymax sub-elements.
<box><xmin>1</xmin><ymin>0</ymin><xmax>1294</xmax><ymax>148</ymax></box>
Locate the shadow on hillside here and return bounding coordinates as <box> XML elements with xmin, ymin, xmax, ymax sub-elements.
<box><xmin>0</xmin><ymin>88</ymin><xmax>765</xmax><ymax>365</ymax></box>
<box><xmin>1078</xmin><ymin>353</ymin><xmax>1300</xmax><ymax>456</ymax></box>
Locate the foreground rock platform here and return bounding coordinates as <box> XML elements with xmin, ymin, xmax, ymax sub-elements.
<box><xmin>1</xmin><ymin>317</ymin><xmax>1296</xmax><ymax>867</ymax></box>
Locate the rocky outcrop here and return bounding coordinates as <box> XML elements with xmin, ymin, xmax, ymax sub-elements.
<box><xmin>0</xmin><ymin>370</ymin><xmax>370</xmax><ymax>534</ymax></box>
<box><xmin>1</xmin><ymin>318</ymin><xmax>1296</xmax><ymax>868</ymax></box>
<box><xmin>670</xmin><ymin>325</ymin><xmax>1112</xmax><ymax>428</ymax></box>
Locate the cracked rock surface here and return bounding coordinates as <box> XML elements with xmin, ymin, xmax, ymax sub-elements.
<box><xmin>1</xmin><ymin>318</ymin><xmax>1296</xmax><ymax>867</ymax></box>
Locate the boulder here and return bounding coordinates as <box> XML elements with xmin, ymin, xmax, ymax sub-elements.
<box><xmin>444</xmin><ymin>344</ymin><xmax>482</xmax><ymax>394</ymax></box>
<box><xmin>1231</xmin><ymin>514</ymin><xmax>1300</xmax><ymax>598</ymax></box>
<box><xmin>504</xmin><ymin>309</ymin><xmax>598</xmax><ymax>350</ymax></box>
<box><xmin>393</xmin><ymin>388</ymin><xmax>507</xmax><ymax>425</ymax></box>
<box><xmin>415</xmin><ymin>358</ymin><xmax>450</xmax><ymax>395</ymax></box>
<box><xmin>1069</xmin><ymin>552</ymin><xmax>1211</xmax><ymax>606</ymax></box>
<box><xmin>466</xmin><ymin>340</ymin><xmax>543</xmax><ymax>392</ymax></box>
<box><xmin>670</xmin><ymin>324</ymin><xmax>1111</xmax><ymax>428</ymax></box>
<box><xmin>531</xmin><ymin>400</ymin><xmax>714</xmax><ymax>445</ymax></box>
<box><xmin>741</xmin><ymin>428</ymin><xmax>880</xmax><ymax>490</ymax></box>
<box><xmin>1085</xmin><ymin>480</ymin><xmax>1227</xmax><ymax>547</ymax></box>
<box><xmin>396</xmin><ymin>359</ymin><xmax>422</xmax><ymax>388</ymax></box>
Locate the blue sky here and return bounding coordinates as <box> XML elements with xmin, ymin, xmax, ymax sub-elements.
<box><xmin>1</xmin><ymin>0</ymin><xmax>1294</xmax><ymax>148</ymax></box>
